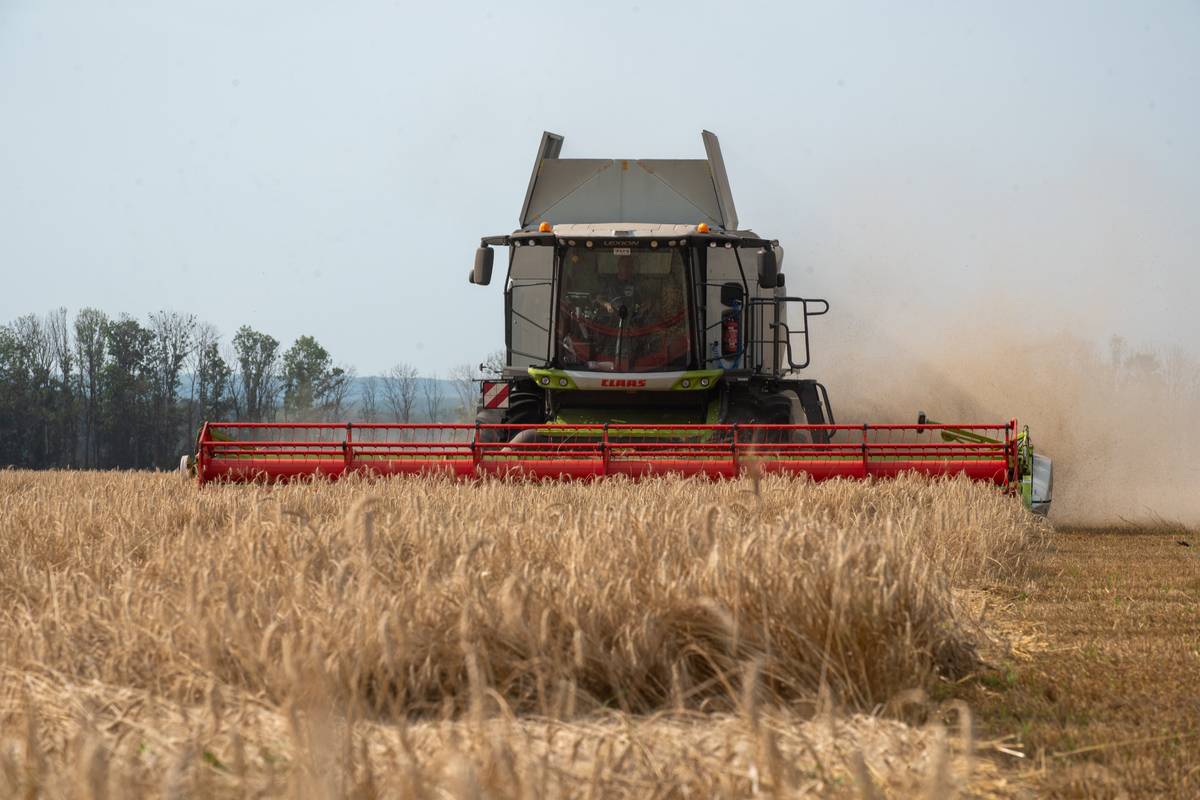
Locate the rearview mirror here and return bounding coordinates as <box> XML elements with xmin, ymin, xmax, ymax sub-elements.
<box><xmin>473</xmin><ymin>247</ymin><xmax>494</xmax><ymax>286</ymax></box>
<box><xmin>757</xmin><ymin>247</ymin><xmax>778</xmax><ymax>289</ymax></box>
<box><xmin>719</xmin><ymin>282</ymin><xmax>744</xmax><ymax>307</ymax></box>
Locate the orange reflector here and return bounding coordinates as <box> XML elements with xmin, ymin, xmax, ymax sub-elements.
<box><xmin>696</xmin><ymin>222</ymin><xmax>710</xmax><ymax>233</ymax></box>
<box><xmin>538</xmin><ymin>221</ymin><xmax>552</xmax><ymax>233</ymax></box>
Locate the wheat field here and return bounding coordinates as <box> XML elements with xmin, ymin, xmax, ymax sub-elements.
<box><xmin>0</xmin><ymin>471</ymin><xmax>1047</xmax><ymax>797</ymax></box>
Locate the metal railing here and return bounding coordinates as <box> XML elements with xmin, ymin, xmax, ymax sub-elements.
<box><xmin>196</xmin><ymin>420</ymin><xmax>1019</xmax><ymax>488</ymax></box>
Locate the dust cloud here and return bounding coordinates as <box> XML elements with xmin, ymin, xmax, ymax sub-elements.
<box><xmin>812</xmin><ymin>297</ymin><xmax>1200</xmax><ymax>526</ymax></box>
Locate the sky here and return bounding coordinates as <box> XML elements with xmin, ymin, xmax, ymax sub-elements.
<box><xmin>1</xmin><ymin>0</ymin><xmax>1197</xmax><ymax>375</ymax></box>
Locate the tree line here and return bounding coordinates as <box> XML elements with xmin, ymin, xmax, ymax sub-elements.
<box><xmin>0</xmin><ymin>308</ymin><xmax>493</xmax><ymax>470</ymax></box>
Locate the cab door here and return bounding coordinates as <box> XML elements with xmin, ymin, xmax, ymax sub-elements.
<box><xmin>505</xmin><ymin>244</ymin><xmax>555</xmax><ymax>369</ymax></box>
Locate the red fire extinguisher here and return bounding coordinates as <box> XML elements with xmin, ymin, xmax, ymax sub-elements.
<box><xmin>721</xmin><ymin>303</ymin><xmax>740</xmax><ymax>356</ymax></box>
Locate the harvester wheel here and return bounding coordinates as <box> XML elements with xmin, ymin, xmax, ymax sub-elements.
<box><xmin>474</xmin><ymin>409</ymin><xmax>506</xmax><ymax>442</ymax></box>
<box><xmin>754</xmin><ymin>395</ymin><xmax>804</xmax><ymax>444</ymax></box>
<box><xmin>476</xmin><ymin>385</ymin><xmax>545</xmax><ymax>443</ymax></box>
<box><xmin>722</xmin><ymin>395</ymin><xmax>799</xmax><ymax>444</ymax></box>
<box><xmin>505</xmin><ymin>389</ymin><xmax>545</xmax><ymax>424</ymax></box>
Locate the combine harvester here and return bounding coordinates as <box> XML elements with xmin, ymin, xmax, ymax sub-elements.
<box><xmin>192</xmin><ymin>132</ymin><xmax>1052</xmax><ymax>514</ymax></box>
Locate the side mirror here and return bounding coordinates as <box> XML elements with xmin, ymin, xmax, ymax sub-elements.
<box><xmin>719</xmin><ymin>282</ymin><xmax>744</xmax><ymax>307</ymax></box>
<box><xmin>473</xmin><ymin>247</ymin><xmax>494</xmax><ymax>286</ymax></box>
<box><xmin>757</xmin><ymin>247</ymin><xmax>778</xmax><ymax>289</ymax></box>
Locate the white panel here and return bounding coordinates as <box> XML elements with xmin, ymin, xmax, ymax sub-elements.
<box><xmin>620</xmin><ymin>162</ymin><xmax>720</xmax><ymax>225</ymax></box>
<box><xmin>702</xmin><ymin>130</ymin><xmax>739</xmax><ymax>230</ymax></box>
<box><xmin>523</xmin><ymin>160</ymin><xmax>725</xmax><ymax>226</ymax></box>
<box><xmin>533</xmin><ymin>162</ymin><xmax>623</xmax><ymax>224</ymax></box>
<box><xmin>517</xmin><ymin>130</ymin><xmax>741</xmax><ymax>229</ymax></box>
<box><xmin>637</xmin><ymin>160</ymin><xmax>723</xmax><ymax>223</ymax></box>
<box><xmin>703</xmin><ymin>248</ymin><xmax>745</xmax><ymax>367</ymax></box>
<box><xmin>508</xmin><ymin>246</ymin><xmax>554</xmax><ymax>367</ymax></box>
<box><xmin>525</xmin><ymin>159</ymin><xmax>613</xmax><ymax>225</ymax></box>
<box><xmin>519</xmin><ymin>132</ymin><xmax>565</xmax><ymax>228</ymax></box>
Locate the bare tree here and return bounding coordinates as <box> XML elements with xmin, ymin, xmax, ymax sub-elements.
<box><xmin>1109</xmin><ymin>334</ymin><xmax>1126</xmax><ymax>370</ymax></box>
<box><xmin>147</xmin><ymin>311</ymin><xmax>196</xmax><ymax>462</ymax></box>
<box><xmin>323</xmin><ymin>363</ymin><xmax>356</xmax><ymax>420</ymax></box>
<box><xmin>221</xmin><ymin>341</ymin><xmax>243</xmax><ymax>420</ymax></box>
<box><xmin>421</xmin><ymin>371</ymin><xmax>443</xmax><ymax>423</ymax></box>
<box><xmin>74</xmin><ymin>308</ymin><xmax>108</xmax><ymax>466</ymax></box>
<box><xmin>188</xmin><ymin>322</ymin><xmax>219</xmax><ymax>433</ymax></box>
<box><xmin>47</xmin><ymin>308</ymin><xmax>74</xmax><ymax>392</ymax></box>
<box><xmin>448</xmin><ymin>363</ymin><xmax>478</xmax><ymax>422</ymax></box>
<box><xmin>148</xmin><ymin>312</ymin><xmax>196</xmax><ymax>401</ymax></box>
<box><xmin>480</xmin><ymin>349</ymin><xmax>505</xmax><ymax>378</ymax></box>
<box><xmin>11</xmin><ymin>314</ymin><xmax>56</xmax><ymax>466</ymax></box>
<box><xmin>382</xmin><ymin>362</ymin><xmax>419</xmax><ymax>422</ymax></box>
<box><xmin>46</xmin><ymin>308</ymin><xmax>76</xmax><ymax>461</ymax></box>
<box><xmin>12</xmin><ymin>314</ymin><xmax>53</xmax><ymax>388</ymax></box>
<box><xmin>358</xmin><ymin>375</ymin><xmax>378</xmax><ymax>422</ymax></box>
<box><xmin>1162</xmin><ymin>345</ymin><xmax>1200</xmax><ymax>403</ymax></box>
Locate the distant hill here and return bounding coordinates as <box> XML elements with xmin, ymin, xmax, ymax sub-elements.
<box><xmin>350</xmin><ymin>375</ymin><xmax>459</xmax><ymax>402</ymax></box>
<box><xmin>179</xmin><ymin>373</ymin><xmax>473</xmax><ymax>423</ymax></box>
<box><xmin>349</xmin><ymin>375</ymin><xmax>467</xmax><ymax>422</ymax></box>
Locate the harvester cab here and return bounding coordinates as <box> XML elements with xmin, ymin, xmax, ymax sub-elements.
<box><xmin>470</xmin><ymin>131</ymin><xmax>835</xmax><ymax>443</ymax></box>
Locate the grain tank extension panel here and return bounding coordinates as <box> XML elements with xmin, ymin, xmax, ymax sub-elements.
<box><xmin>519</xmin><ymin>131</ymin><xmax>739</xmax><ymax>230</ymax></box>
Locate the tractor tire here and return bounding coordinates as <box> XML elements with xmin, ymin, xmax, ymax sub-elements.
<box><xmin>754</xmin><ymin>394</ymin><xmax>800</xmax><ymax>444</ymax></box>
<box><xmin>721</xmin><ymin>393</ymin><xmax>790</xmax><ymax>444</ymax></box>
<box><xmin>474</xmin><ymin>408</ymin><xmax>505</xmax><ymax>442</ymax></box>
<box><xmin>726</xmin><ymin>391</ymin><xmax>818</xmax><ymax>444</ymax></box>
<box><xmin>476</xmin><ymin>384</ymin><xmax>545</xmax><ymax>443</ymax></box>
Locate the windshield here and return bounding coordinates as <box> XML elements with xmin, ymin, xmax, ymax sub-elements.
<box><xmin>555</xmin><ymin>246</ymin><xmax>691</xmax><ymax>372</ymax></box>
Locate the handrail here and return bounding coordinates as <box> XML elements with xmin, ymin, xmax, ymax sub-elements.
<box><xmin>195</xmin><ymin>420</ymin><xmax>1020</xmax><ymax>488</ymax></box>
